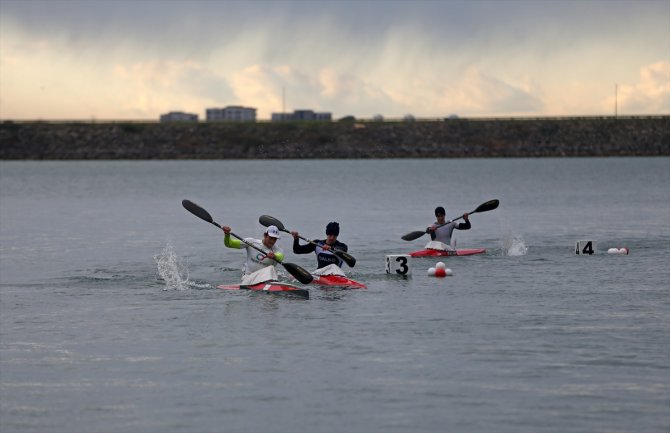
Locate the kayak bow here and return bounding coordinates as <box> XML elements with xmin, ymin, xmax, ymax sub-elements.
<box><xmin>310</xmin><ymin>274</ymin><xmax>367</xmax><ymax>289</ymax></box>
<box><xmin>409</xmin><ymin>248</ymin><xmax>486</xmax><ymax>257</ymax></box>
<box><xmin>304</xmin><ymin>264</ymin><xmax>366</xmax><ymax>289</ymax></box>
<box><xmin>217</xmin><ymin>281</ymin><xmax>309</xmax><ymax>299</ymax></box>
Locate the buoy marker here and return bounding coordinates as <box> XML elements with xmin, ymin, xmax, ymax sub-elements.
<box><xmin>427</xmin><ymin>261</ymin><xmax>453</xmax><ymax>277</ymax></box>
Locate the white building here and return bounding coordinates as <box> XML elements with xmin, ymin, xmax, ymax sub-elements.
<box><xmin>159</xmin><ymin>111</ymin><xmax>198</xmax><ymax>122</ymax></box>
<box><xmin>206</xmin><ymin>106</ymin><xmax>257</xmax><ymax>122</ymax></box>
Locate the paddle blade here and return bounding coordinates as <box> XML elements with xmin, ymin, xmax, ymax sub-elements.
<box><xmin>182</xmin><ymin>199</ymin><xmax>214</xmax><ymax>223</ymax></box>
<box><xmin>259</xmin><ymin>215</ymin><xmax>286</xmax><ymax>232</ymax></box>
<box><xmin>401</xmin><ymin>230</ymin><xmax>427</xmax><ymax>241</ymax></box>
<box><xmin>275</xmin><ymin>288</ymin><xmax>309</xmax><ymax>299</ymax></box>
<box><xmin>239</xmin><ymin>285</ymin><xmax>309</xmax><ymax>299</ymax></box>
<box><xmin>334</xmin><ymin>250</ymin><xmax>356</xmax><ymax>267</ymax></box>
<box><xmin>282</xmin><ymin>262</ymin><xmax>314</xmax><ymax>284</ymax></box>
<box><xmin>283</xmin><ymin>289</ymin><xmax>310</xmax><ymax>300</ymax></box>
<box><xmin>473</xmin><ymin>199</ymin><xmax>499</xmax><ymax>214</ymax></box>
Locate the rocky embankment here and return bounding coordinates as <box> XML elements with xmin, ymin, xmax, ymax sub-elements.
<box><xmin>1</xmin><ymin>117</ymin><xmax>668</xmax><ymax>159</ymax></box>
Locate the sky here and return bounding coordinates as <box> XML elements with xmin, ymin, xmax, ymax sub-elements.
<box><xmin>0</xmin><ymin>0</ymin><xmax>668</xmax><ymax>121</ymax></box>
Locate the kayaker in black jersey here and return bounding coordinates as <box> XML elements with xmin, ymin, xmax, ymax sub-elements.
<box><xmin>291</xmin><ymin>222</ymin><xmax>349</xmax><ymax>269</ymax></box>
<box><xmin>427</xmin><ymin>206</ymin><xmax>470</xmax><ymax>246</ymax></box>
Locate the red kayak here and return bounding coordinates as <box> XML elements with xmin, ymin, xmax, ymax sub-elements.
<box><xmin>217</xmin><ymin>281</ymin><xmax>309</xmax><ymax>299</ymax></box>
<box><xmin>311</xmin><ymin>274</ymin><xmax>367</xmax><ymax>289</ymax></box>
<box><xmin>409</xmin><ymin>248</ymin><xmax>486</xmax><ymax>257</ymax></box>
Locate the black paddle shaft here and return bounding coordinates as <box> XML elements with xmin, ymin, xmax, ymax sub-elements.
<box><xmin>259</xmin><ymin>214</ymin><xmax>356</xmax><ymax>267</ymax></box>
<box><xmin>182</xmin><ymin>200</ymin><xmax>313</xmax><ymax>284</ymax></box>
<box><xmin>442</xmin><ymin>199</ymin><xmax>499</xmax><ymax>226</ymax></box>
<box><xmin>183</xmin><ymin>200</ymin><xmax>267</xmax><ymax>253</ymax></box>
<box><xmin>401</xmin><ymin>199</ymin><xmax>499</xmax><ymax>241</ymax></box>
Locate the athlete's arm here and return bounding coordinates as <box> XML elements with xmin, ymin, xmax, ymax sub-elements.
<box><xmin>293</xmin><ymin>237</ymin><xmax>316</xmax><ymax>254</ymax></box>
<box><xmin>223</xmin><ymin>232</ymin><xmax>242</xmax><ymax>248</ymax></box>
<box><xmin>334</xmin><ymin>241</ymin><xmax>348</xmax><ymax>252</ymax></box>
<box><xmin>457</xmin><ymin>220</ymin><xmax>471</xmax><ymax>230</ymax></box>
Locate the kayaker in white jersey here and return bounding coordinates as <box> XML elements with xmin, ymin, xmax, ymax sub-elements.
<box><xmin>427</xmin><ymin>206</ymin><xmax>470</xmax><ymax>247</ymax></box>
<box><xmin>221</xmin><ymin>224</ymin><xmax>285</xmax><ymax>280</ymax></box>
<box><xmin>291</xmin><ymin>222</ymin><xmax>349</xmax><ymax>269</ymax></box>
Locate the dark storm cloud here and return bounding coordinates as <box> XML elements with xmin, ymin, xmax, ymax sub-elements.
<box><xmin>4</xmin><ymin>0</ymin><xmax>663</xmax><ymax>54</ymax></box>
<box><xmin>2</xmin><ymin>0</ymin><xmax>667</xmax><ymax>118</ymax></box>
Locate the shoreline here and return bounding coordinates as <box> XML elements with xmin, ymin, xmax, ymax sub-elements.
<box><xmin>1</xmin><ymin>116</ymin><xmax>668</xmax><ymax>159</ymax></box>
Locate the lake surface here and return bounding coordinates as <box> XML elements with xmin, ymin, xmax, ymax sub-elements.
<box><xmin>1</xmin><ymin>158</ymin><xmax>669</xmax><ymax>433</ymax></box>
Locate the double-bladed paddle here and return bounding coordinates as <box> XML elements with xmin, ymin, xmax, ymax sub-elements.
<box><xmin>401</xmin><ymin>199</ymin><xmax>500</xmax><ymax>241</ymax></box>
<box><xmin>182</xmin><ymin>199</ymin><xmax>314</xmax><ymax>284</ymax></box>
<box><xmin>259</xmin><ymin>215</ymin><xmax>357</xmax><ymax>268</ymax></box>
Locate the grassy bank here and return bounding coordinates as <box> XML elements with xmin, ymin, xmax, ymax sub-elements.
<box><xmin>1</xmin><ymin>116</ymin><xmax>668</xmax><ymax>159</ymax></box>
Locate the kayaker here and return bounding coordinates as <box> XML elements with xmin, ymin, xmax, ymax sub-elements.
<box><xmin>221</xmin><ymin>224</ymin><xmax>285</xmax><ymax>278</ymax></box>
<box><xmin>427</xmin><ymin>206</ymin><xmax>470</xmax><ymax>246</ymax></box>
<box><xmin>291</xmin><ymin>222</ymin><xmax>349</xmax><ymax>268</ymax></box>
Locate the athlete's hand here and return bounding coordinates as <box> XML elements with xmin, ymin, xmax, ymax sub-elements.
<box><xmin>222</xmin><ymin>225</ymin><xmax>231</xmax><ymax>234</ymax></box>
<box><xmin>290</xmin><ymin>231</ymin><xmax>299</xmax><ymax>239</ymax></box>
<box><xmin>265</xmin><ymin>251</ymin><xmax>275</xmax><ymax>260</ymax></box>
<box><xmin>463</xmin><ymin>213</ymin><xmax>469</xmax><ymax>221</ymax></box>
<box><xmin>322</xmin><ymin>244</ymin><xmax>331</xmax><ymax>251</ymax></box>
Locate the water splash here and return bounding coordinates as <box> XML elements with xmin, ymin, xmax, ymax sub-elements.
<box><xmin>502</xmin><ymin>234</ymin><xmax>528</xmax><ymax>256</ymax></box>
<box><xmin>154</xmin><ymin>243</ymin><xmax>190</xmax><ymax>290</ymax></box>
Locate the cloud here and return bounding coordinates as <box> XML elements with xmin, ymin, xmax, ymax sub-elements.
<box><xmin>443</xmin><ymin>68</ymin><xmax>544</xmax><ymax>116</ymax></box>
<box><xmin>319</xmin><ymin>68</ymin><xmax>357</xmax><ymax>99</ymax></box>
<box><xmin>608</xmin><ymin>61</ymin><xmax>670</xmax><ymax>115</ymax></box>
<box><xmin>228</xmin><ymin>65</ymin><xmax>391</xmax><ymax>119</ymax></box>
<box><xmin>229</xmin><ymin>65</ymin><xmax>318</xmax><ymax>117</ymax></box>
<box><xmin>229</xmin><ymin>65</ymin><xmax>285</xmax><ymax>116</ymax></box>
<box><xmin>1</xmin><ymin>1</ymin><xmax>668</xmax><ymax>120</ymax></box>
<box><xmin>114</xmin><ymin>60</ymin><xmax>202</xmax><ymax>89</ymax></box>
<box><xmin>112</xmin><ymin>60</ymin><xmax>234</xmax><ymax>117</ymax></box>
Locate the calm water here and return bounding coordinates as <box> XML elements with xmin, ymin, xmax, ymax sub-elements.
<box><xmin>1</xmin><ymin>158</ymin><xmax>669</xmax><ymax>433</ymax></box>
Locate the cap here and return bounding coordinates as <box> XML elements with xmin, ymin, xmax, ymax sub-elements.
<box><xmin>325</xmin><ymin>222</ymin><xmax>340</xmax><ymax>236</ymax></box>
<box><xmin>265</xmin><ymin>225</ymin><xmax>281</xmax><ymax>239</ymax></box>
<box><xmin>435</xmin><ymin>206</ymin><xmax>445</xmax><ymax>216</ymax></box>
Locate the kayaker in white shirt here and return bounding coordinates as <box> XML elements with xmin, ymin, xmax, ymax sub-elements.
<box><xmin>221</xmin><ymin>224</ymin><xmax>285</xmax><ymax>278</ymax></box>
<box><xmin>427</xmin><ymin>206</ymin><xmax>470</xmax><ymax>246</ymax></box>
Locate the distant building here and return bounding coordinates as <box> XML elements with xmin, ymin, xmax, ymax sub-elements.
<box><xmin>206</xmin><ymin>106</ymin><xmax>257</xmax><ymax>122</ymax></box>
<box><xmin>271</xmin><ymin>112</ymin><xmax>293</xmax><ymax>122</ymax></box>
<box><xmin>160</xmin><ymin>111</ymin><xmax>198</xmax><ymax>122</ymax></box>
<box><xmin>271</xmin><ymin>109</ymin><xmax>332</xmax><ymax>122</ymax></box>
